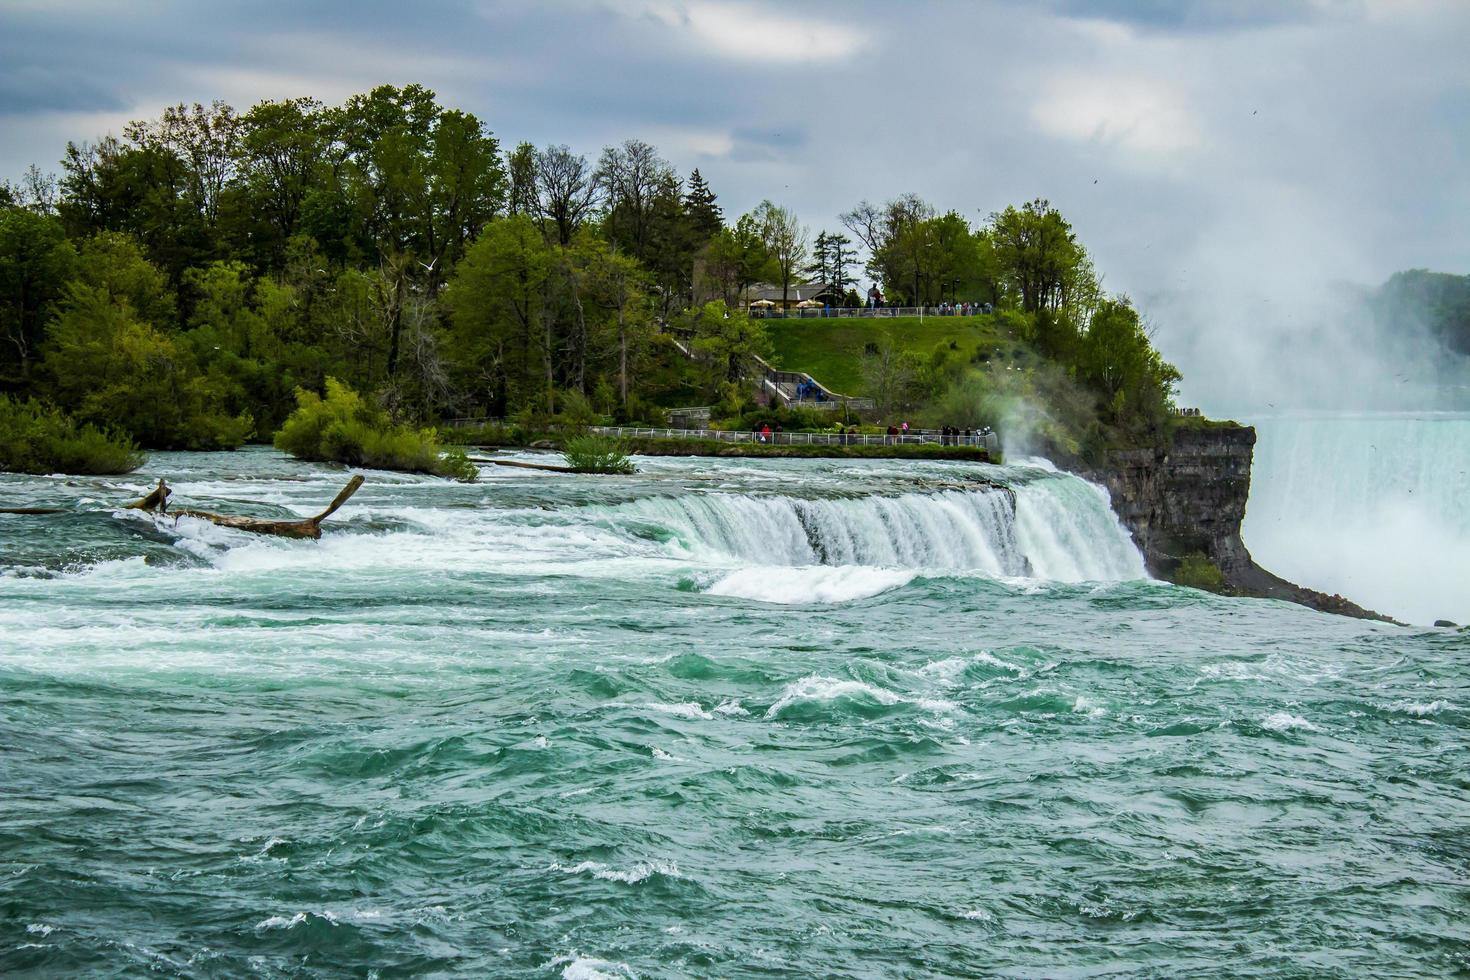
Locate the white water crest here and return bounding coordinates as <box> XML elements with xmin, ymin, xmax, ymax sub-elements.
<box><xmin>1244</xmin><ymin>413</ymin><xmax>1470</xmax><ymax>625</ymax></box>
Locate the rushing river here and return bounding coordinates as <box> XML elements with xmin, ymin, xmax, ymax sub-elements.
<box><xmin>2</xmin><ymin>449</ymin><xmax>1466</xmax><ymax>977</ymax></box>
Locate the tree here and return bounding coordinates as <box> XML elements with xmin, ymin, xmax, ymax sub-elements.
<box><xmin>123</xmin><ymin>101</ymin><xmax>242</xmax><ymax>230</ymax></box>
<box><xmin>1075</xmin><ymin>297</ymin><xmax>1179</xmax><ymax>434</ymax></box>
<box><xmin>506</xmin><ymin>141</ymin><xmax>538</xmax><ymax>216</ymax></box>
<box><xmin>843</xmin><ymin>194</ymin><xmax>950</xmax><ymax>304</ymax></box>
<box><xmin>535</xmin><ymin>144</ymin><xmax>599</xmax><ymax>246</ymax></box>
<box><xmin>579</xmin><ymin>241</ymin><xmax>652</xmax><ymax>403</ymax></box>
<box><xmin>446</xmin><ymin>214</ymin><xmax>552</xmax><ymax>414</ymax></box>
<box><xmin>0</xmin><ymin>208</ymin><xmax>76</xmax><ymax>382</ymax></box>
<box><xmin>805</xmin><ymin>230</ymin><xmax>857</xmax><ymax>302</ymax></box>
<box><xmin>41</xmin><ymin>244</ymin><xmax>250</xmax><ymax>449</ymax></box>
<box><xmin>862</xmin><ymin>337</ymin><xmax>929</xmax><ymax>416</ymax></box>
<box><xmin>751</xmin><ymin>201</ymin><xmax>807</xmax><ymax>308</ymax></box>
<box><xmin>689</xmin><ymin>300</ymin><xmax>769</xmax><ymax>385</ymax></box>
<box><xmin>683</xmin><ymin>168</ymin><xmax>723</xmax><ymax>241</ymax></box>
<box><xmin>237</xmin><ymin>98</ymin><xmax>329</xmax><ymax>264</ymax></box>
<box><xmin>596</xmin><ymin>139</ymin><xmax>675</xmax><ymax>262</ymax></box>
<box><xmin>987</xmin><ymin>199</ymin><xmax>1092</xmax><ymax>314</ymax></box>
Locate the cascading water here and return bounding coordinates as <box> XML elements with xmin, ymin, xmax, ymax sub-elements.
<box><xmin>603</xmin><ymin>467</ymin><xmax>1145</xmax><ymax>585</ymax></box>
<box><xmin>1244</xmin><ymin>412</ymin><xmax>1470</xmax><ymax>624</ymax></box>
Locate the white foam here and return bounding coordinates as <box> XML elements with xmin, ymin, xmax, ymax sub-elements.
<box><xmin>1072</xmin><ymin>695</ymin><xmax>1107</xmax><ymax>718</ymax></box>
<box><xmin>256</xmin><ymin>912</ymin><xmax>311</xmax><ymax>930</ymax></box>
<box><xmin>704</xmin><ymin>565</ymin><xmax>915</xmax><ymax>604</ymax></box>
<box><xmin>764</xmin><ymin>675</ymin><xmax>956</xmax><ymax>718</ymax></box>
<box><xmin>643</xmin><ymin>701</ymin><xmax>713</xmax><ymax>721</ymax></box>
<box><xmin>550</xmin><ymin>860</ymin><xmax>681</xmax><ymax>884</ymax></box>
<box><xmin>1262</xmin><ymin>712</ymin><xmax>1320</xmax><ymax>732</ymax></box>
<box><xmin>551</xmin><ymin>954</ymin><xmax>639</xmax><ymax>980</ymax></box>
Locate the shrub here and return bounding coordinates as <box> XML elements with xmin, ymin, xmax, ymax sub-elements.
<box><xmin>0</xmin><ymin>395</ymin><xmax>144</xmax><ymax>474</ymax></box>
<box><xmin>274</xmin><ymin>378</ymin><xmax>476</xmax><ymax>480</ymax></box>
<box><xmin>612</xmin><ymin>393</ymin><xmax>668</xmax><ymax>426</ymax></box>
<box><xmin>1173</xmin><ymin>551</ymin><xmax>1227</xmax><ymax>593</ymax></box>
<box><xmin>554</xmin><ymin>388</ymin><xmax>601</xmax><ymax>429</ymax></box>
<box><xmin>562</xmin><ymin>434</ymin><xmax>635</xmax><ymax>474</ymax></box>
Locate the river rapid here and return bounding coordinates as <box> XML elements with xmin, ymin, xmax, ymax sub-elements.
<box><xmin>1</xmin><ymin>449</ymin><xmax>1466</xmax><ymax>977</ymax></box>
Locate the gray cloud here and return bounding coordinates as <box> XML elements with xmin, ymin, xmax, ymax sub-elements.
<box><xmin>1</xmin><ymin>0</ymin><xmax>1467</xmax><ymax>410</ymax></box>
<box><xmin>1042</xmin><ymin>0</ymin><xmax>1323</xmax><ymax>33</ymax></box>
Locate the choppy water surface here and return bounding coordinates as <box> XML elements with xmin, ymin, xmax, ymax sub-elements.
<box><xmin>2</xmin><ymin>449</ymin><xmax>1466</xmax><ymax>977</ymax></box>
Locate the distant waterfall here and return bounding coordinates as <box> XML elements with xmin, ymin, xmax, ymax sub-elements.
<box><xmin>1244</xmin><ymin>413</ymin><xmax>1470</xmax><ymax>624</ymax></box>
<box><xmin>612</xmin><ymin>472</ymin><xmax>1145</xmax><ymax>583</ymax></box>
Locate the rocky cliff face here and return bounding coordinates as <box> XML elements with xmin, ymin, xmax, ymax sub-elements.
<box><xmin>1083</xmin><ymin>425</ymin><xmax>1390</xmax><ymax>621</ymax></box>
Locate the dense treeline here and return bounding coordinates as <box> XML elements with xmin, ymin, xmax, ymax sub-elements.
<box><xmin>0</xmin><ymin>82</ymin><xmax>1180</xmax><ymax>460</ymax></box>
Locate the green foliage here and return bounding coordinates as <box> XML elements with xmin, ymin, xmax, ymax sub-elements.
<box><xmin>11</xmin><ymin>87</ymin><xmax>1200</xmax><ymax>464</ymax></box>
<box><xmin>554</xmin><ymin>388</ymin><xmax>601</xmax><ymax>429</ymax></box>
<box><xmin>0</xmin><ymin>207</ymin><xmax>77</xmax><ymax>383</ymax></box>
<box><xmin>562</xmin><ymin>434</ymin><xmax>635</xmax><ymax>474</ymax></box>
<box><xmin>274</xmin><ymin>378</ymin><xmax>475</xmax><ymax>479</ymax></box>
<box><xmin>41</xmin><ymin>244</ymin><xmax>254</xmax><ymax>450</ymax></box>
<box><xmin>0</xmin><ymin>395</ymin><xmax>144</xmax><ymax>474</ymax></box>
<box><xmin>1173</xmin><ymin>552</ymin><xmax>1227</xmax><ymax>594</ymax></box>
<box><xmin>611</xmin><ymin>393</ymin><xmax>669</xmax><ymax>426</ymax></box>
<box><xmin>689</xmin><ymin>300</ymin><xmax>770</xmax><ymax>386</ymax></box>
<box><xmin>714</xmin><ymin>404</ymin><xmax>833</xmax><ymax>432</ymax></box>
<box><xmin>987</xmin><ymin>199</ymin><xmax>1096</xmax><ymax>314</ymax></box>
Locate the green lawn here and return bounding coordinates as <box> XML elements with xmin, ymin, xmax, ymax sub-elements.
<box><xmin>763</xmin><ymin>314</ymin><xmax>1024</xmax><ymax>395</ymax></box>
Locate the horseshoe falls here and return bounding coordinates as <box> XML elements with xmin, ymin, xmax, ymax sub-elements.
<box><xmin>1244</xmin><ymin>412</ymin><xmax>1470</xmax><ymax>625</ymax></box>
<box><xmin>2</xmin><ymin>449</ymin><xmax>1465</xmax><ymax>977</ymax></box>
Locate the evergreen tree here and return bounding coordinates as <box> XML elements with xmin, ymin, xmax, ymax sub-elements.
<box><xmin>683</xmin><ymin>168</ymin><xmax>723</xmax><ymax>241</ymax></box>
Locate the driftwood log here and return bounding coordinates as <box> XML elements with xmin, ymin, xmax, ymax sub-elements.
<box><xmin>127</xmin><ymin>474</ymin><xmax>364</xmax><ymax>539</ymax></box>
<box><xmin>482</xmin><ymin>458</ymin><xmax>579</xmax><ymax>473</ymax></box>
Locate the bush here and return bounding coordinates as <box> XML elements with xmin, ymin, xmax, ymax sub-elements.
<box><xmin>1173</xmin><ymin>551</ymin><xmax>1227</xmax><ymax>593</ymax></box>
<box><xmin>554</xmin><ymin>388</ymin><xmax>601</xmax><ymax>429</ymax></box>
<box><xmin>274</xmin><ymin>378</ymin><xmax>476</xmax><ymax>480</ymax></box>
<box><xmin>0</xmin><ymin>395</ymin><xmax>144</xmax><ymax>474</ymax></box>
<box><xmin>611</xmin><ymin>393</ymin><xmax>668</xmax><ymax>426</ymax></box>
<box><xmin>562</xmin><ymin>434</ymin><xmax>635</xmax><ymax>474</ymax></box>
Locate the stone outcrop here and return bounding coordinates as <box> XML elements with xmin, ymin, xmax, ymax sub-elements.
<box><xmin>1083</xmin><ymin>425</ymin><xmax>1393</xmax><ymax>622</ymax></box>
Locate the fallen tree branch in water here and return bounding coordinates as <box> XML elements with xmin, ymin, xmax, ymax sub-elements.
<box><xmin>127</xmin><ymin>474</ymin><xmax>365</xmax><ymax>540</ymax></box>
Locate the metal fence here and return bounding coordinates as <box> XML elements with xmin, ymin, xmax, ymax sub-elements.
<box><xmin>747</xmin><ymin>306</ymin><xmax>992</xmax><ymax>320</ymax></box>
<box><xmin>584</xmin><ymin>424</ymin><xmax>1001</xmax><ymax>453</ymax></box>
<box><xmin>442</xmin><ymin>418</ymin><xmax>999</xmax><ymax>453</ymax></box>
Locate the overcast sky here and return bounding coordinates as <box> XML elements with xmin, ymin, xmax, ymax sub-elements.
<box><xmin>3</xmin><ymin>0</ymin><xmax>1468</xmax><ymax>406</ymax></box>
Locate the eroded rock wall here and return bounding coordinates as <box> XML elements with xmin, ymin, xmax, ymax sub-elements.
<box><xmin>1083</xmin><ymin>425</ymin><xmax>1390</xmax><ymax>621</ymax></box>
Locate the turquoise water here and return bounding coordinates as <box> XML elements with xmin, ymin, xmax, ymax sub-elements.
<box><xmin>2</xmin><ymin>449</ymin><xmax>1466</xmax><ymax>977</ymax></box>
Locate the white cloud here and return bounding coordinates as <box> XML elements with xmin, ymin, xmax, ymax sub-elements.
<box><xmin>605</xmin><ymin>0</ymin><xmax>867</xmax><ymax>62</ymax></box>
<box><xmin>1030</xmin><ymin>74</ymin><xmax>1204</xmax><ymax>160</ymax></box>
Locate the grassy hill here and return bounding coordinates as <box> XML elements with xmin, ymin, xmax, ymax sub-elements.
<box><xmin>763</xmin><ymin>314</ymin><xmax>1032</xmax><ymax>395</ymax></box>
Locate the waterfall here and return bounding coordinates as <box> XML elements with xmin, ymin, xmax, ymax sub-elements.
<box><xmin>609</xmin><ymin>470</ymin><xmax>1146</xmax><ymax>584</ymax></box>
<box><xmin>1244</xmin><ymin>413</ymin><xmax>1470</xmax><ymax>624</ymax></box>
